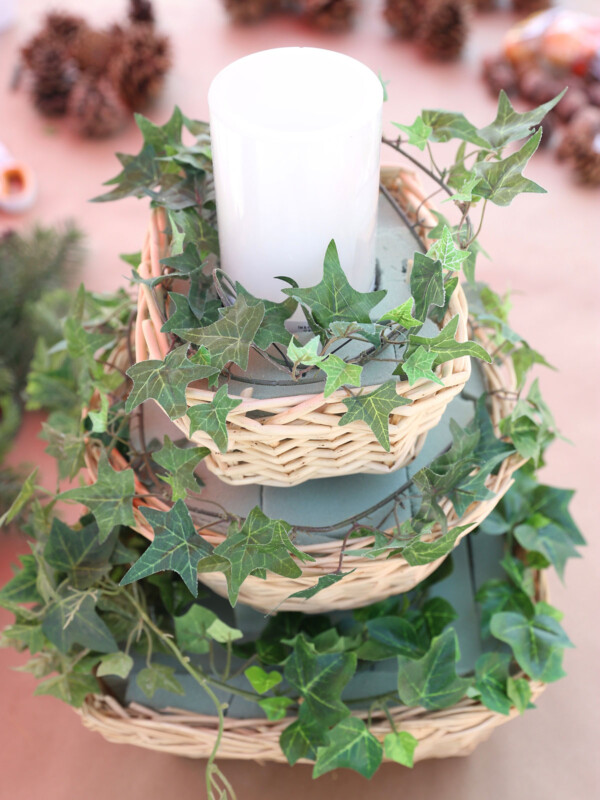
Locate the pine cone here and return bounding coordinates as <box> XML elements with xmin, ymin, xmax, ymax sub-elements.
<box><xmin>108</xmin><ymin>24</ymin><xmax>171</xmax><ymax>111</ymax></box>
<box><xmin>384</xmin><ymin>0</ymin><xmax>426</xmax><ymax>38</ymax></box>
<box><xmin>222</xmin><ymin>0</ymin><xmax>279</xmax><ymax>24</ymax></box>
<box><xmin>303</xmin><ymin>0</ymin><xmax>357</xmax><ymax>32</ymax></box>
<box><xmin>30</xmin><ymin>47</ymin><xmax>76</xmax><ymax>117</ymax></box>
<box><xmin>419</xmin><ymin>0</ymin><xmax>469</xmax><ymax>61</ymax></box>
<box><xmin>572</xmin><ymin>142</ymin><xmax>600</xmax><ymax>186</ymax></box>
<box><xmin>68</xmin><ymin>77</ymin><xmax>128</xmax><ymax>138</ymax></box>
<box><xmin>556</xmin><ymin>106</ymin><xmax>600</xmax><ymax>162</ymax></box>
<box><xmin>129</xmin><ymin>0</ymin><xmax>155</xmax><ymax>25</ymax></box>
<box><xmin>482</xmin><ymin>55</ymin><xmax>519</xmax><ymax>96</ymax></box>
<box><xmin>70</xmin><ymin>28</ymin><xmax>116</xmax><ymax>76</ymax></box>
<box><xmin>511</xmin><ymin>0</ymin><xmax>551</xmax><ymax>14</ymax></box>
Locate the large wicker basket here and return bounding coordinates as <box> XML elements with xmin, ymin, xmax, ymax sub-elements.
<box><xmin>85</xmin><ymin>333</ymin><xmax>524</xmax><ymax>614</ymax></box>
<box><xmin>134</xmin><ymin>167</ymin><xmax>472</xmax><ymax>487</ymax></box>
<box><xmin>80</xmin><ymin>681</ymin><xmax>546</xmax><ymax>764</ymax></box>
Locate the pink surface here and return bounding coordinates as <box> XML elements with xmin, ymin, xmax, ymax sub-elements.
<box><xmin>1</xmin><ymin>1</ymin><xmax>599</xmax><ymax>798</ymax></box>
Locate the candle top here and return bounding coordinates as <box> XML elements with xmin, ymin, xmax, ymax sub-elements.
<box><xmin>208</xmin><ymin>47</ymin><xmax>383</xmax><ymax>138</ymax></box>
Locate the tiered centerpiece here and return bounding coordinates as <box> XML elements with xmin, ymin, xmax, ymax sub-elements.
<box><xmin>0</xmin><ymin>49</ymin><xmax>583</xmax><ymax>800</ymax></box>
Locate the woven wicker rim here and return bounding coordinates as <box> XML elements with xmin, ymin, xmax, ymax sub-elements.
<box><xmin>132</xmin><ymin>167</ymin><xmax>473</xmax><ymax>487</ymax></box>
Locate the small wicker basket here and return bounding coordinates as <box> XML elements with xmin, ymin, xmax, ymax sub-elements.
<box><xmin>85</xmin><ymin>333</ymin><xmax>524</xmax><ymax>614</ymax></box>
<box><xmin>134</xmin><ymin>167</ymin><xmax>472</xmax><ymax>488</ymax></box>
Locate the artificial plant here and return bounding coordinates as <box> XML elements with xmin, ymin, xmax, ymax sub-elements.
<box><xmin>0</xmin><ymin>93</ymin><xmax>582</xmax><ymax>797</ymax></box>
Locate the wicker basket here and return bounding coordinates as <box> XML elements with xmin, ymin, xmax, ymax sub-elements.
<box><xmin>133</xmin><ymin>167</ymin><xmax>472</xmax><ymax>487</ymax></box>
<box><xmin>85</xmin><ymin>332</ymin><xmax>524</xmax><ymax>614</ymax></box>
<box><xmin>80</xmin><ymin>682</ymin><xmax>546</xmax><ymax>763</ymax></box>
<box><xmin>79</xmin><ymin>547</ymin><xmax>546</xmax><ymax>768</ymax></box>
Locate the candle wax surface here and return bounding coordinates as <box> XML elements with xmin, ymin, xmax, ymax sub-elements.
<box><xmin>208</xmin><ymin>47</ymin><xmax>384</xmax><ymax>315</ymax></box>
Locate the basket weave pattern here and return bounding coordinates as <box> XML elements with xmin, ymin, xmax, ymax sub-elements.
<box><xmin>85</xmin><ymin>334</ymin><xmax>524</xmax><ymax>614</ymax></box>
<box><xmin>134</xmin><ymin>168</ymin><xmax>472</xmax><ymax>487</ymax></box>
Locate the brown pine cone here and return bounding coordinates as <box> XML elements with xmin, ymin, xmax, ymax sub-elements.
<box><xmin>572</xmin><ymin>143</ymin><xmax>600</xmax><ymax>186</ymax></box>
<box><xmin>222</xmin><ymin>0</ymin><xmax>280</xmax><ymax>24</ymax></box>
<box><xmin>511</xmin><ymin>0</ymin><xmax>551</xmax><ymax>14</ymax></box>
<box><xmin>129</xmin><ymin>0</ymin><xmax>155</xmax><ymax>25</ymax></box>
<box><xmin>518</xmin><ymin>67</ymin><xmax>565</xmax><ymax>105</ymax></box>
<box><xmin>419</xmin><ymin>0</ymin><xmax>469</xmax><ymax>61</ymax></box>
<box><xmin>384</xmin><ymin>0</ymin><xmax>426</xmax><ymax>38</ymax></box>
<box><xmin>586</xmin><ymin>83</ymin><xmax>600</xmax><ymax>109</ymax></box>
<box><xmin>303</xmin><ymin>0</ymin><xmax>357</xmax><ymax>32</ymax></box>
<box><xmin>68</xmin><ymin>77</ymin><xmax>128</xmax><ymax>138</ymax></box>
<box><xmin>70</xmin><ymin>28</ymin><xmax>115</xmax><ymax>76</ymax></box>
<box><xmin>556</xmin><ymin>106</ymin><xmax>600</xmax><ymax>162</ymax></box>
<box><xmin>21</xmin><ymin>13</ymin><xmax>86</xmax><ymax>70</ymax></box>
<box><xmin>30</xmin><ymin>47</ymin><xmax>76</xmax><ymax>117</ymax></box>
<box><xmin>555</xmin><ymin>88</ymin><xmax>589</xmax><ymax>123</ymax></box>
<box><xmin>482</xmin><ymin>55</ymin><xmax>519</xmax><ymax>96</ymax></box>
<box><xmin>108</xmin><ymin>24</ymin><xmax>171</xmax><ymax>111</ymax></box>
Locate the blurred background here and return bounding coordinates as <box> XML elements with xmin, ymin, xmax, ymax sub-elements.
<box><xmin>0</xmin><ymin>1</ymin><xmax>598</xmax><ymax>798</ymax></box>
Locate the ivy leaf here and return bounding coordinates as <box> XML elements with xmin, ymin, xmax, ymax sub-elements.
<box><xmin>475</xmin><ymin>579</ymin><xmax>535</xmax><ymax>639</ymax></box>
<box><xmin>404</xmin><ymin>315</ymin><xmax>491</xmax><ymax>368</ymax></box>
<box><xmin>44</xmin><ymin>518</ymin><xmax>118</xmax><ymax>590</ymax></box>
<box><xmin>397</xmin><ymin>629</ymin><xmax>471</xmax><ymax>710</ymax></box>
<box><xmin>287</xmin><ymin>336</ymin><xmax>324</xmax><ymax>366</ymax></box>
<box><xmin>175</xmin><ymin>295</ymin><xmax>264</xmax><ymax>371</ymax></box>
<box><xmin>174</xmin><ymin>605</ymin><xmax>242</xmax><ymax>654</ymax></box>
<box><xmin>135</xmin><ymin>107</ymin><xmax>183</xmax><ymax>151</ymax></box>
<box><xmin>34</xmin><ymin>672</ymin><xmax>99</xmax><ymax>708</ymax></box>
<box><xmin>490</xmin><ymin>611</ymin><xmax>573</xmax><ymax>681</ymax></box>
<box><xmin>60</xmin><ymin>452</ymin><xmax>136</xmax><ymax>543</ymax></box>
<box><xmin>383</xmin><ymin>731</ymin><xmax>419</xmax><ymax>768</ymax></box>
<box><xmin>473</xmin><ymin>130</ymin><xmax>545</xmax><ymax>207</ymax></box>
<box><xmin>339</xmin><ymin>380</ymin><xmax>412</xmax><ymax>452</ymax></box>
<box><xmin>422</xmin><ymin>597</ymin><xmax>458</xmax><ymax>638</ymax></box>
<box><xmin>286</xmin><ymin>571</ymin><xmax>355</xmax><ymax>602</ymax></box>
<box><xmin>410</xmin><ymin>253</ymin><xmax>445</xmax><ymax>323</ymax></box>
<box><xmin>235</xmin><ymin>283</ymin><xmax>295</xmax><ymax>350</ymax></box>
<box><xmin>245</xmin><ymin>666</ymin><xmax>282</xmax><ymax>694</ymax></box>
<box><xmin>313</xmin><ymin>717</ymin><xmax>383</xmax><ymax>779</ymax></box>
<box><xmin>41</xmin><ymin>424</ymin><xmax>86</xmax><ymax>481</ymax></box>
<box><xmin>125</xmin><ymin>344</ymin><xmax>219</xmax><ymax>420</ymax></box>
<box><xmin>120</xmin><ymin>500</ymin><xmax>213</xmax><ymax>597</ymax></box>
<box><xmin>478</xmin><ymin>90</ymin><xmax>566</xmax><ymax>149</ymax></box>
<box><xmin>507</xmin><ymin>676</ymin><xmax>532</xmax><ymax>714</ymax></box>
<box><xmin>402</xmin><ymin>525</ymin><xmax>470</xmax><ymax>566</ymax></box>
<box><xmin>284</xmin><ymin>634</ymin><xmax>355</xmax><ymax>727</ymax></box>
<box><xmin>426</xmin><ymin>226</ymin><xmax>470</xmax><ymax>272</ymax></box>
<box><xmin>320</xmin><ymin>356</ymin><xmax>363</xmax><ymax>397</ymax></box>
<box><xmin>421</xmin><ymin>110</ymin><xmax>490</xmax><ymax>147</ymax></box>
<box><xmin>213</xmin><ymin>507</ymin><xmax>312</xmax><ymax>606</ymax></box>
<box><xmin>445</xmin><ymin>173</ymin><xmax>480</xmax><ymax>203</ymax></box>
<box><xmin>393</xmin><ymin>116</ymin><xmax>432</xmax><ymax>150</ymax></box>
<box><xmin>160</xmin><ymin>293</ymin><xmax>200</xmax><ymax>333</ymax></box>
<box><xmin>282</xmin><ymin>240</ymin><xmax>386</xmax><ymax>327</ymax></box>
<box><xmin>0</xmin><ymin>467</ymin><xmax>38</xmax><ymax>527</ymax></box>
<box><xmin>329</xmin><ymin>320</ymin><xmax>383</xmax><ymax>347</ymax></box>
<box><xmin>259</xmin><ymin>696</ymin><xmax>294</xmax><ymax>721</ymax></box>
<box><xmin>0</xmin><ymin>555</ymin><xmax>43</xmax><ymax>607</ymax></box>
<box><xmin>187</xmin><ymin>385</ymin><xmax>243</xmax><ymax>453</ymax></box>
<box><xmin>514</xmin><ymin>520</ymin><xmax>580</xmax><ymax>582</ymax></box>
<box><xmin>379</xmin><ymin>298</ymin><xmax>421</xmax><ymax>329</ymax></box>
<box><xmin>152</xmin><ymin>436</ymin><xmax>208</xmax><ymax>501</ymax></box>
<box><xmin>42</xmin><ymin>589</ymin><xmax>117</xmax><ymax>654</ymax></box>
<box><xmin>280</xmin><ymin>709</ymin><xmax>327</xmax><ymax>765</ymax></box>
<box><xmin>357</xmin><ymin>617</ymin><xmax>423</xmax><ymax>661</ymax></box>
<box><xmin>168</xmin><ymin>208</ymin><xmax>219</xmax><ymax>259</ymax></box>
<box><xmin>92</xmin><ymin>144</ymin><xmax>161</xmax><ymax>203</ymax></box>
<box><xmin>97</xmin><ymin>652</ymin><xmax>134</xmax><ymax>679</ymax></box>
<box><xmin>401</xmin><ymin>346</ymin><xmax>444</xmax><ymax>386</ymax></box>
<box><xmin>474</xmin><ymin>652</ymin><xmax>511</xmax><ymax>715</ymax></box>
<box><xmin>136</xmin><ymin>663</ymin><xmax>185</xmax><ymax>699</ymax></box>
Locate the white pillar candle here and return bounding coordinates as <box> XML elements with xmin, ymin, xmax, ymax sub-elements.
<box><xmin>208</xmin><ymin>47</ymin><xmax>383</xmax><ymax>309</ymax></box>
